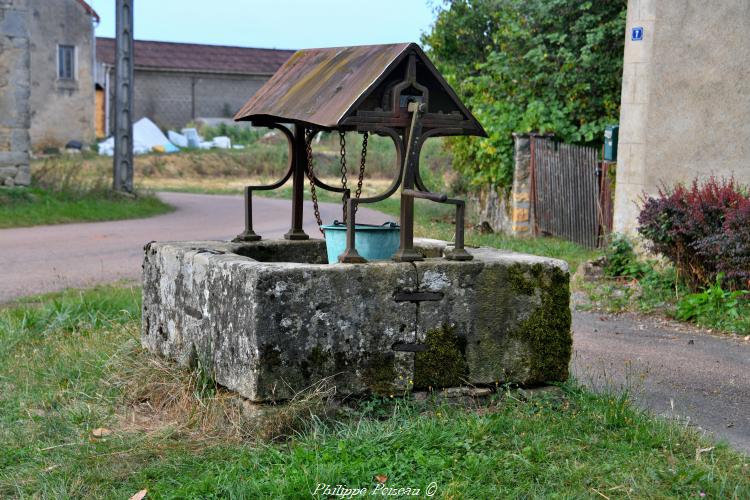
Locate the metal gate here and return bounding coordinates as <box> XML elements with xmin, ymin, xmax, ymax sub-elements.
<box><xmin>530</xmin><ymin>137</ymin><xmax>610</xmax><ymax>248</ymax></box>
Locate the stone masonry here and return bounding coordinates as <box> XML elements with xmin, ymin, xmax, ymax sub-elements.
<box><xmin>509</xmin><ymin>133</ymin><xmax>533</xmax><ymax>235</ymax></box>
<box><xmin>0</xmin><ymin>0</ymin><xmax>31</xmax><ymax>186</ymax></box>
<box><xmin>142</xmin><ymin>238</ymin><xmax>572</xmax><ymax>402</ymax></box>
<box><xmin>470</xmin><ymin>134</ymin><xmax>535</xmax><ymax>237</ymax></box>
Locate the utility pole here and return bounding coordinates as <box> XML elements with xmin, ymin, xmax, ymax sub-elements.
<box><xmin>113</xmin><ymin>0</ymin><xmax>134</xmax><ymax>193</ymax></box>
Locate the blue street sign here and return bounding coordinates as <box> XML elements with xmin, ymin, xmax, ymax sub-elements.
<box><xmin>631</xmin><ymin>26</ymin><xmax>644</xmax><ymax>41</ymax></box>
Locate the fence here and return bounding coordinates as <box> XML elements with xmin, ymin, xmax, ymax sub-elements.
<box><xmin>530</xmin><ymin>136</ymin><xmax>613</xmax><ymax>248</ymax></box>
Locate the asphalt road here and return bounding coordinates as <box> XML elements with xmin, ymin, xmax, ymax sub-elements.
<box><xmin>573</xmin><ymin>311</ymin><xmax>750</xmax><ymax>454</ymax></box>
<box><xmin>0</xmin><ymin>191</ymin><xmax>389</xmax><ymax>303</ymax></box>
<box><xmin>1</xmin><ymin>192</ymin><xmax>748</xmax><ymax>454</ymax></box>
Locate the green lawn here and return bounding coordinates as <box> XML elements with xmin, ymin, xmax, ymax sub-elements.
<box><xmin>0</xmin><ymin>187</ymin><xmax>173</xmax><ymax>228</ymax></box>
<box><xmin>1</xmin><ymin>286</ymin><xmax>748</xmax><ymax>498</ymax></box>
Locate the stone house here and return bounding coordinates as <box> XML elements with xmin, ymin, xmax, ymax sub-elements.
<box><xmin>0</xmin><ymin>0</ymin><xmax>98</xmax><ymax>185</ymax></box>
<box><xmin>27</xmin><ymin>0</ymin><xmax>98</xmax><ymax>149</ymax></box>
<box><xmin>94</xmin><ymin>38</ymin><xmax>294</xmax><ymax>134</ymax></box>
<box><xmin>614</xmin><ymin>0</ymin><xmax>750</xmax><ymax>234</ymax></box>
<box><xmin>1</xmin><ymin>0</ymin><xmax>292</xmax><ymax>173</ymax></box>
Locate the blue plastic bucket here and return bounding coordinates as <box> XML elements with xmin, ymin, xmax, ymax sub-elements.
<box><xmin>321</xmin><ymin>222</ymin><xmax>400</xmax><ymax>263</ymax></box>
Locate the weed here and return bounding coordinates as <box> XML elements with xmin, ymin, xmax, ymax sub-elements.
<box><xmin>676</xmin><ymin>274</ymin><xmax>750</xmax><ymax>333</ymax></box>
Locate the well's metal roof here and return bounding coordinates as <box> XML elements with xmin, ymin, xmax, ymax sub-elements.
<box><xmin>234</xmin><ymin>43</ymin><xmax>484</xmax><ymax>135</ymax></box>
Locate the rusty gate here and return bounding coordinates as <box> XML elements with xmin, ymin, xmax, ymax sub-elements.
<box><xmin>530</xmin><ymin>137</ymin><xmax>613</xmax><ymax>248</ymax></box>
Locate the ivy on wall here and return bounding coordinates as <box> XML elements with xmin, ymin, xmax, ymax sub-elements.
<box><xmin>422</xmin><ymin>0</ymin><xmax>627</xmax><ymax>189</ymax></box>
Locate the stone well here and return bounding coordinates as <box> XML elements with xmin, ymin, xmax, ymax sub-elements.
<box><xmin>142</xmin><ymin>239</ymin><xmax>572</xmax><ymax>402</ymax></box>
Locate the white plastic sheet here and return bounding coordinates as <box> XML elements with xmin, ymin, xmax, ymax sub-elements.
<box><xmin>211</xmin><ymin>136</ymin><xmax>231</xmax><ymax>149</ymax></box>
<box><xmin>97</xmin><ymin>117</ymin><xmax>180</xmax><ymax>155</ymax></box>
<box><xmin>168</xmin><ymin>130</ymin><xmax>188</xmax><ymax>148</ymax></box>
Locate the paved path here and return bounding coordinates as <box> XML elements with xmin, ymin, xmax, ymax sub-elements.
<box><xmin>573</xmin><ymin>311</ymin><xmax>750</xmax><ymax>454</ymax></box>
<box><xmin>0</xmin><ymin>192</ymin><xmax>389</xmax><ymax>303</ymax></box>
<box><xmin>2</xmin><ymin>192</ymin><xmax>748</xmax><ymax>453</ymax></box>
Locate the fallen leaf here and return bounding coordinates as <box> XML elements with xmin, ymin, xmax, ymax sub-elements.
<box><xmin>374</xmin><ymin>474</ymin><xmax>388</xmax><ymax>484</ymax></box>
<box><xmin>91</xmin><ymin>428</ymin><xmax>112</xmax><ymax>438</ymax></box>
<box><xmin>129</xmin><ymin>490</ymin><xmax>148</xmax><ymax>500</ymax></box>
<box><xmin>695</xmin><ymin>446</ymin><xmax>714</xmax><ymax>461</ymax></box>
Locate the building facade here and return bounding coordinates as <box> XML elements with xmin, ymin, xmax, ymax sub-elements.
<box><xmin>95</xmin><ymin>38</ymin><xmax>293</xmax><ymax>133</ymax></box>
<box><xmin>2</xmin><ymin>0</ymin><xmax>291</xmax><ymax>157</ymax></box>
<box><xmin>0</xmin><ymin>0</ymin><xmax>31</xmax><ymax>186</ymax></box>
<box><xmin>27</xmin><ymin>0</ymin><xmax>98</xmax><ymax>148</ymax></box>
<box><xmin>614</xmin><ymin>0</ymin><xmax>750</xmax><ymax>234</ymax></box>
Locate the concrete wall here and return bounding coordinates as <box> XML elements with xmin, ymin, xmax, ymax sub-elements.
<box><xmin>614</xmin><ymin>0</ymin><xmax>750</xmax><ymax>234</ymax></box>
<box><xmin>0</xmin><ymin>0</ymin><xmax>31</xmax><ymax>186</ymax></box>
<box><xmin>27</xmin><ymin>0</ymin><xmax>95</xmax><ymax>148</ymax></box>
<box><xmin>102</xmin><ymin>66</ymin><xmax>268</xmax><ymax>131</ymax></box>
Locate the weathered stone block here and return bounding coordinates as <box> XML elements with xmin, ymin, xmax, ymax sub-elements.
<box><xmin>0</xmin><ymin>165</ymin><xmax>18</xmax><ymax>177</ymax></box>
<box><xmin>13</xmin><ymin>164</ymin><xmax>29</xmax><ymax>185</ymax></box>
<box><xmin>142</xmin><ymin>239</ymin><xmax>571</xmax><ymax>401</ymax></box>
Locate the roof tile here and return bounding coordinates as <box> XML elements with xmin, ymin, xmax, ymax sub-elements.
<box><xmin>96</xmin><ymin>37</ymin><xmax>294</xmax><ymax>75</ymax></box>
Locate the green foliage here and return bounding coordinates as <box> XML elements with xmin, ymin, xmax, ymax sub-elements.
<box><xmin>603</xmin><ymin>234</ymin><xmax>649</xmax><ymax>279</ymax></box>
<box><xmin>423</xmin><ymin>0</ymin><xmax>626</xmax><ymax>188</ymax></box>
<box><xmin>199</xmin><ymin>123</ymin><xmax>263</xmax><ymax>146</ymax></box>
<box><xmin>676</xmin><ymin>274</ymin><xmax>750</xmax><ymax>333</ymax></box>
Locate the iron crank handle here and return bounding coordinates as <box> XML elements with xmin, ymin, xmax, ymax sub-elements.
<box><xmin>402</xmin><ymin>189</ymin><xmax>447</xmax><ymax>203</ymax></box>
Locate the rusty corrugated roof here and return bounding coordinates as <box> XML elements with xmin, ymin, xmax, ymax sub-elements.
<box><xmin>96</xmin><ymin>38</ymin><xmax>294</xmax><ymax>75</ymax></box>
<box><xmin>234</xmin><ymin>43</ymin><xmax>415</xmax><ymax>128</ymax></box>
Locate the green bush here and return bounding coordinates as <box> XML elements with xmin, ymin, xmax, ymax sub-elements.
<box><xmin>200</xmin><ymin>123</ymin><xmax>263</xmax><ymax>146</ymax></box>
<box><xmin>676</xmin><ymin>274</ymin><xmax>750</xmax><ymax>333</ymax></box>
<box><xmin>423</xmin><ymin>0</ymin><xmax>626</xmax><ymax>188</ymax></box>
<box><xmin>602</xmin><ymin>235</ymin><xmax>648</xmax><ymax>279</ymax></box>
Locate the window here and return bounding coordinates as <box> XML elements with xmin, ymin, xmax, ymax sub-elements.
<box><xmin>58</xmin><ymin>45</ymin><xmax>75</xmax><ymax>80</ymax></box>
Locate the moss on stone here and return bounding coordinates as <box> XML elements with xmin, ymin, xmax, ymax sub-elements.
<box><xmin>260</xmin><ymin>343</ymin><xmax>282</xmax><ymax>370</ymax></box>
<box><xmin>361</xmin><ymin>352</ymin><xmax>398</xmax><ymax>396</ymax></box>
<box><xmin>506</xmin><ymin>263</ymin><xmax>572</xmax><ymax>382</ymax></box>
<box><xmin>413</xmin><ymin>324</ymin><xmax>468</xmax><ymax>390</ymax></box>
<box><xmin>299</xmin><ymin>345</ymin><xmax>331</xmax><ymax>381</ymax></box>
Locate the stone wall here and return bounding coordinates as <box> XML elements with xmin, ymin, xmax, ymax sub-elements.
<box><xmin>614</xmin><ymin>0</ymin><xmax>750</xmax><ymax>234</ymax></box>
<box><xmin>27</xmin><ymin>0</ymin><xmax>96</xmax><ymax>149</ymax></box>
<box><xmin>101</xmin><ymin>66</ymin><xmax>268</xmax><ymax>131</ymax></box>
<box><xmin>0</xmin><ymin>0</ymin><xmax>31</xmax><ymax>186</ymax></box>
<box><xmin>142</xmin><ymin>239</ymin><xmax>572</xmax><ymax>402</ymax></box>
<box><xmin>470</xmin><ymin>134</ymin><xmax>534</xmax><ymax>236</ymax></box>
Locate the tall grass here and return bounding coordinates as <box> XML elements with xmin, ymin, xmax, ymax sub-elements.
<box><xmin>1</xmin><ymin>286</ymin><xmax>749</xmax><ymax>497</ymax></box>
<box><xmin>0</xmin><ymin>155</ymin><xmax>172</xmax><ymax>228</ymax></box>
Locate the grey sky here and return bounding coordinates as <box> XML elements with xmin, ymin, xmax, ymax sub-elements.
<box><xmin>87</xmin><ymin>0</ymin><xmax>439</xmax><ymax>50</ymax></box>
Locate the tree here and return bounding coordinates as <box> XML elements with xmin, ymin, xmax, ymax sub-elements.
<box><xmin>422</xmin><ymin>0</ymin><xmax>627</xmax><ymax>189</ymax></box>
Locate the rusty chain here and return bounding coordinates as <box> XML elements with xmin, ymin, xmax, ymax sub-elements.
<box><xmin>305</xmin><ymin>129</ymin><xmax>323</xmax><ymax>233</ymax></box>
<box><xmin>355</xmin><ymin>132</ymin><xmax>368</xmax><ymax>214</ymax></box>
<box><xmin>339</xmin><ymin>131</ymin><xmax>349</xmax><ymax>222</ymax></box>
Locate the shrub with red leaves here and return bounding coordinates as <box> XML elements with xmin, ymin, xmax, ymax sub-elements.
<box><xmin>637</xmin><ymin>177</ymin><xmax>750</xmax><ymax>291</ymax></box>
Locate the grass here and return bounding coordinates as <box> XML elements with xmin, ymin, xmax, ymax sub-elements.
<box><xmin>0</xmin><ymin>187</ymin><xmax>172</xmax><ymax>228</ymax></box>
<box><xmin>1</xmin><ymin>286</ymin><xmax>749</xmax><ymax>498</ymax></box>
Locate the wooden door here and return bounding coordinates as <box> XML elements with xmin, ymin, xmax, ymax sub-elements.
<box><xmin>95</xmin><ymin>87</ymin><xmax>105</xmax><ymax>138</ymax></box>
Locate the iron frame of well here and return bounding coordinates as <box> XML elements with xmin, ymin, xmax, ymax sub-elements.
<box><xmin>233</xmin><ymin>43</ymin><xmax>486</xmax><ymax>263</ymax></box>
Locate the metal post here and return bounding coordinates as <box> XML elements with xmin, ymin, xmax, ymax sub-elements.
<box><xmin>338</xmin><ymin>197</ymin><xmax>366</xmax><ymax>263</ymax></box>
<box><xmin>444</xmin><ymin>200</ymin><xmax>473</xmax><ymax>261</ymax></box>
<box><xmin>392</xmin><ymin>102</ymin><xmax>425</xmax><ymax>262</ymax></box>
<box><xmin>284</xmin><ymin>124</ymin><xmax>309</xmax><ymax>240</ymax></box>
<box><xmin>113</xmin><ymin>0</ymin><xmax>134</xmax><ymax>193</ymax></box>
<box><xmin>235</xmin><ymin>187</ymin><xmax>261</xmax><ymax>241</ymax></box>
